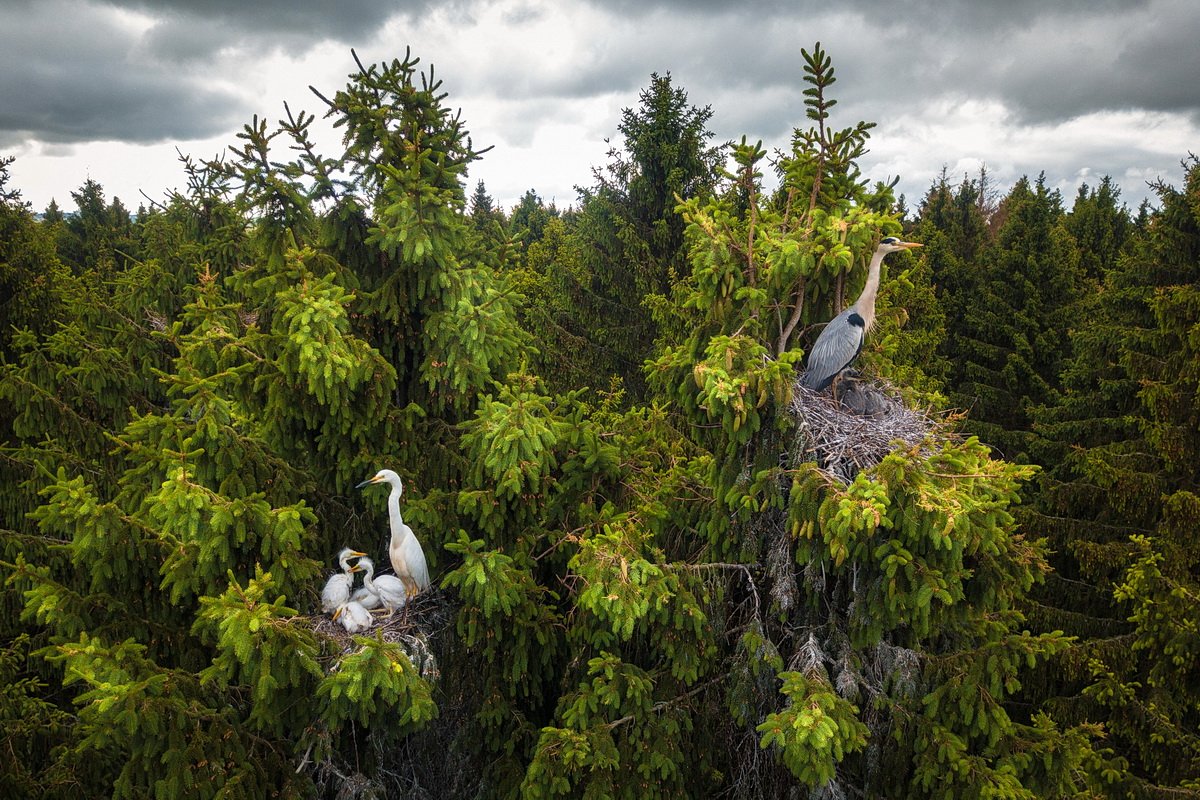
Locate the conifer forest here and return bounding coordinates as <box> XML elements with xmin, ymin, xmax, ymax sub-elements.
<box><xmin>2</xmin><ymin>44</ymin><xmax>1198</xmax><ymax>799</ymax></box>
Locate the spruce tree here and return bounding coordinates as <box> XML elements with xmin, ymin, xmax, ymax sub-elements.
<box><xmin>506</xmin><ymin>216</ymin><xmax>611</xmax><ymax>393</ymax></box>
<box><xmin>632</xmin><ymin>44</ymin><xmax>1095</xmax><ymax>799</ymax></box>
<box><xmin>53</xmin><ymin>179</ymin><xmax>141</xmax><ymax>277</ymax></box>
<box><xmin>570</xmin><ymin>72</ymin><xmax>723</xmax><ymax>400</ymax></box>
<box><xmin>509</xmin><ymin>188</ymin><xmax>559</xmax><ymax>253</ymax></box>
<box><xmin>0</xmin><ymin>49</ymin><xmax>520</xmax><ymax>797</ymax></box>
<box><xmin>942</xmin><ymin>175</ymin><xmax>1082</xmax><ymax>462</ymax></box>
<box><xmin>469</xmin><ymin>178</ymin><xmax>511</xmax><ymax>256</ymax></box>
<box><xmin>1028</xmin><ymin>158</ymin><xmax>1200</xmax><ymax>797</ymax></box>
<box><xmin>0</xmin><ymin>159</ymin><xmax>72</xmax><ymax>354</ymax></box>
<box><xmin>0</xmin><ymin>158</ymin><xmax>92</xmax><ymax>799</ymax></box>
<box><xmin>1064</xmin><ymin>177</ymin><xmax>1132</xmax><ymax>283</ymax></box>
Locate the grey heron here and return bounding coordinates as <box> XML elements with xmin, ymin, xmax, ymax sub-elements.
<box><xmin>799</xmin><ymin>236</ymin><xmax>923</xmax><ymax>393</ymax></box>
<box><xmin>320</xmin><ymin>547</ymin><xmax>367</xmax><ymax>614</ymax></box>
<box><xmin>356</xmin><ymin>469</ymin><xmax>431</xmax><ymax>598</ymax></box>
<box><xmin>355</xmin><ymin>555</ymin><xmax>408</xmax><ymax>617</ymax></box>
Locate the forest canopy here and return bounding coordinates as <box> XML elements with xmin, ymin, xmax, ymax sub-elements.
<box><xmin>0</xmin><ymin>44</ymin><xmax>1197</xmax><ymax>800</ymax></box>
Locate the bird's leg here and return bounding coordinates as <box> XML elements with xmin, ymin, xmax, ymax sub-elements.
<box><xmin>831</xmin><ymin>371</ymin><xmax>843</xmax><ymax>404</ymax></box>
<box><xmin>379</xmin><ymin>577</ymin><xmax>418</xmax><ymax>625</ymax></box>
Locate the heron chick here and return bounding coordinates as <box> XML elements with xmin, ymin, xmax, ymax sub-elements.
<box><xmin>799</xmin><ymin>236</ymin><xmax>923</xmax><ymax>393</ymax></box>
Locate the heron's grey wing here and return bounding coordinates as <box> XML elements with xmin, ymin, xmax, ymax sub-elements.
<box><xmin>801</xmin><ymin>312</ymin><xmax>865</xmax><ymax>390</ymax></box>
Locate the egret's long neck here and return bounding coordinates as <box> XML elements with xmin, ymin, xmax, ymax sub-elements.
<box><xmin>387</xmin><ymin>482</ymin><xmax>408</xmax><ymax>543</ymax></box>
<box><xmin>852</xmin><ymin>248</ymin><xmax>886</xmax><ymax>331</ymax></box>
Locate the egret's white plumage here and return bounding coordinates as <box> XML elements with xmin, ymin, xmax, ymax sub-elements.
<box><xmin>332</xmin><ymin>600</ymin><xmax>374</xmax><ymax>633</ymax></box>
<box><xmin>350</xmin><ymin>586</ymin><xmax>382</xmax><ymax>610</ymax></box>
<box><xmin>356</xmin><ymin>556</ymin><xmax>408</xmax><ymax>617</ymax></box>
<box><xmin>320</xmin><ymin>547</ymin><xmax>366</xmax><ymax>614</ymax></box>
<box><xmin>356</xmin><ymin>469</ymin><xmax>431</xmax><ymax>598</ymax></box>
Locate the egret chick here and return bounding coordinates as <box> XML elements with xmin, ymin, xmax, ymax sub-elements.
<box><xmin>356</xmin><ymin>469</ymin><xmax>431</xmax><ymax>598</ymax></box>
<box><xmin>332</xmin><ymin>600</ymin><xmax>374</xmax><ymax>633</ymax></box>
<box><xmin>350</xmin><ymin>586</ymin><xmax>381</xmax><ymax>610</ymax></box>
<box><xmin>357</xmin><ymin>556</ymin><xmax>408</xmax><ymax>617</ymax></box>
<box><xmin>320</xmin><ymin>547</ymin><xmax>366</xmax><ymax>614</ymax></box>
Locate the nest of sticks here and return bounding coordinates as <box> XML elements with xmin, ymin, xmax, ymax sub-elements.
<box><xmin>789</xmin><ymin>373</ymin><xmax>945</xmax><ymax>483</ymax></box>
<box><xmin>306</xmin><ymin>587</ymin><xmax>457</xmax><ymax>682</ymax></box>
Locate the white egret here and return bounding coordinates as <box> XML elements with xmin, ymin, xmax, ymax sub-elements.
<box><xmin>356</xmin><ymin>555</ymin><xmax>408</xmax><ymax>617</ymax></box>
<box><xmin>800</xmin><ymin>237</ymin><xmax>924</xmax><ymax>394</ymax></box>
<box><xmin>320</xmin><ymin>547</ymin><xmax>366</xmax><ymax>614</ymax></box>
<box><xmin>332</xmin><ymin>600</ymin><xmax>374</xmax><ymax>633</ymax></box>
<box><xmin>355</xmin><ymin>469</ymin><xmax>430</xmax><ymax>598</ymax></box>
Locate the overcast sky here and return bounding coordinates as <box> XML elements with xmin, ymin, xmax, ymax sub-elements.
<box><xmin>3</xmin><ymin>0</ymin><xmax>1198</xmax><ymax>216</ymax></box>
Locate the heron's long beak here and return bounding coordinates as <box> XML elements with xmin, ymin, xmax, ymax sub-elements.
<box><xmin>355</xmin><ymin>477</ymin><xmax>378</xmax><ymax>489</ymax></box>
<box><xmin>901</xmin><ymin>241</ymin><xmax>923</xmax><ymax>248</ymax></box>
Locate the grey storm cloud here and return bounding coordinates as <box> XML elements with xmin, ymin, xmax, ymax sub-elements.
<box><xmin>0</xmin><ymin>0</ymin><xmax>437</xmax><ymax>146</ymax></box>
<box><xmin>0</xmin><ymin>0</ymin><xmax>247</xmax><ymax>146</ymax></box>
<box><xmin>103</xmin><ymin>0</ymin><xmax>428</xmax><ymax>43</ymax></box>
<box><xmin>2</xmin><ymin>0</ymin><xmax>1197</xmax><ymax>212</ymax></box>
<box><xmin>566</xmin><ymin>0</ymin><xmax>1200</xmax><ymax>123</ymax></box>
<box><xmin>5</xmin><ymin>0</ymin><xmax>1199</xmax><ymax>147</ymax></box>
<box><xmin>896</xmin><ymin>0</ymin><xmax>1200</xmax><ymax>123</ymax></box>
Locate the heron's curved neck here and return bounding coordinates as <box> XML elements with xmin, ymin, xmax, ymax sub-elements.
<box><xmin>387</xmin><ymin>483</ymin><xmax>409</xmax><ymax>543</ymax></box>
<box><xmin>852</xmin><ymin>248</ymin><xmax>886</xmax><ymax>331</ymax></box>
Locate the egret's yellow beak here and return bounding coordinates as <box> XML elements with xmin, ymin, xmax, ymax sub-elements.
<box><xmin>355</xmin><ymin>476</ymin><xmax>380</xmax><ymax>489</ymax></box>
<box><xmin>332</xmin><ymin>606</ymin><xmax>344</xmax><ymax>621</ymax></box>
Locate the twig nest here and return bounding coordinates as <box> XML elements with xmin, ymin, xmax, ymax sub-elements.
<box><xmin>789</xmin><ymin>373</ymin><xmax>942</xmax><ymax>483</ymax></box>
<box><xmin>306</xmin><ymin>586</ymin><xmax>454</xmax><ymax>683</ymax></box>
